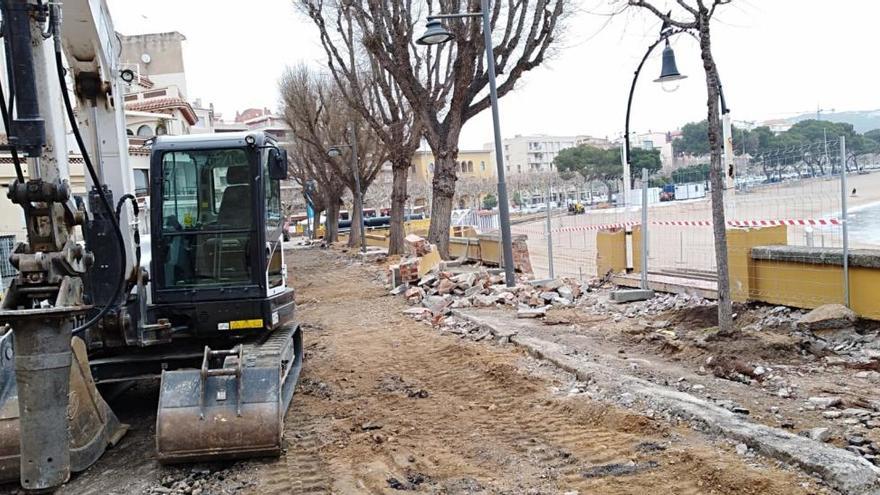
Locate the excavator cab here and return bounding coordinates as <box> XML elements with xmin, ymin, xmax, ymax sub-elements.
<box><xmin>148</xmin><ymin>131</ymin><xmax>292</xmax><ymax>339</ymax></box>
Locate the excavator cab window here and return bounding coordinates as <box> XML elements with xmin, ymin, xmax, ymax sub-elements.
<box><xmin>159</xmin><ymin>149</ymin><xmax>254</xmax><ymax>288</ymax></box>
<box><xmin>264</xmin><ymin>150</ymin><xmax>284</xmax><ymax>290</ymax></box>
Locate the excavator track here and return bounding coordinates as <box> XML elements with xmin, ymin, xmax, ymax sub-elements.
<box><xmin>155</xmin><ymin>324</ymin><xmax>303</xmax><ymax>463</ymax></box>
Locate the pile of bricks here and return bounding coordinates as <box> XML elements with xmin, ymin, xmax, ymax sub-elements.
<box><xmin>388</xmin><ymin>234</ymin><xmax>442</xmax><ymax>286</ymax></box>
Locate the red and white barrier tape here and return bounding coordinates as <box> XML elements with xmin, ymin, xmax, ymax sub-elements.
<box><xmin>512</xmin><ymin>217</ymin><xmax>841</xmax><ymax>236</ymax></box>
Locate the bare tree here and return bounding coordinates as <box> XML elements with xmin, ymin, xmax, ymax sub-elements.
<box><xmin>279</xmin><ymin>65</ymin><xmax>387</xmax><ymax>248</ymax></box>
<box><xmin>299</xmin><ymin>0</ymin><xmax>424</xmax><ymax>254</ymax></box>
<box><xmin>628</xmin><ymin>0</ymin><xmax>734</xmax><ymax>334</ymax></box>
<box><xmin>341</xmin><ymin>0</ymin><xmax>566</xmax><ymax>257</ymax></box>
<box><xmin>282</xmin><ymin>108</ymin><xmax>347</xmax><ymax>241</ymax></box>
<box><xmin>284</xmin><ymin>134</ymin><xmax>345</xmax><ymax>242</ymax></box>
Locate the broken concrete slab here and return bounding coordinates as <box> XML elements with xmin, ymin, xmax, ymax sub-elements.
<box><xmin>610</xmin><ymin>289</ymin><xmax>655</xmax><ymax>303</ymax></box>
<box><xmin>517</xmin><ymin>307</ymin><xmax>546</xmax><ymax>319</ymax></box>
<box><xmin>798</xmin><ymin>304</ymin><xmax>858</xmax><ymax>331</ymax></box>
<box><xmin>418</xmin><ymin>248</ymin><xmax>442</xmax><ymax>277</ymax></box>
<box><xmin>557</xmin><ymin>286</ymin><xmax>573</xmax><ymax>301</ymax></box>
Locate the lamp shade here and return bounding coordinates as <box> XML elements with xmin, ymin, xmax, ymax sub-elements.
<box><xmin>417</xmin><ymin>19</ymin><xmax>454</xmax><ymax>45</ymax></box>
<box><xmin>653</xmin><ymin>40</ymin><xmax>687</xmax><ymax>87</ymax></box>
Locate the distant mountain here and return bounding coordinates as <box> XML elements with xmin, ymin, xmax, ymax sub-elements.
<box><xmin>788</xmin><ymin>109</ymin><xmax>880</xmax><ymax>133</ymax></box>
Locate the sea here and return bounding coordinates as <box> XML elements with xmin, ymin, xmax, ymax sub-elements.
<box><xmin>847</xmin><ymin>201</ymin><xmax>880</xmax><ymax>246</ymax></box>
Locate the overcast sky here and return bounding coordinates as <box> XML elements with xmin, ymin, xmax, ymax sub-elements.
<box><xmin>106</xmin><ymin>0</ymin><xmax>878</xmax><ymax>149</ymax></box>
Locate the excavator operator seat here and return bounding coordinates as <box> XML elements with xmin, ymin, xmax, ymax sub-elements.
<box><xmin>218</xmin><ymin>166</ymin><xmax>252</xmax><ymax>228</ymax></box>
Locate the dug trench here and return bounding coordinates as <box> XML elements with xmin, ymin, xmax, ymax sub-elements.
<box><xmin>0</xmin><ymin>247</ymin><xmax>832</xmax><ymax>494</ymax></box>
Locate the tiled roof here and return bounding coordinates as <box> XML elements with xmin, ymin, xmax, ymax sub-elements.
<box><xmin>125</xmin><ymin>97</ymin><xmax>197</xmax><ymax>125</ymax></box>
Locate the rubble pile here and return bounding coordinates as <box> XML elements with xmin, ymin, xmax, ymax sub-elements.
<box><xmin>582</xmin><ymin>292</ymin><xmax>712</xmax><ymax>322</ymax></box>
<box><xmin>736</xmin><ymin>305</ymin><xmax>803</xmax><ymax>331</ymax></box>
<box><xmin>393</xmin><ymin>269</ymin><xmax>589</xmax><ymax>319</ymax></box>
<box><xmin>790</xmin><ymin>304</ymin><xmax>880</xmax><ymax>364</ymax></box>
<box><xmin>389</xmin><ymin>234</ymin><xmax>594</xmax><ymax>331</ymax></box>
<box><xmin>146</xmin><ymin>465</ymin><xmax>256</xmax><ymax>495</ymax></box>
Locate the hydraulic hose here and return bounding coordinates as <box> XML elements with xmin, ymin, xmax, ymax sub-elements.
<box><xmin>51</xmin><ymin>19</ymin><xmax>128</xmax><ymax>335</ymax></box>
<box><xmin>0</xmin><ymin>76</ymin><xmax>25</xmax><ymax>183</ymax></box>
<box><xmin>0</xmin><ymin>11</ymin><xmax>25</xmax><ymax>182</ymax></box>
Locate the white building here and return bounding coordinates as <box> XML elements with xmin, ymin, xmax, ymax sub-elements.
<box><xmin>630</xmin><ymin>130</ymin><xmax>675</xmax><ymax>173</ymax></box>
<box><xmin>489</xmin><ymin>134</ymin><xmax>611</xmax><ymax>176</ymax></box>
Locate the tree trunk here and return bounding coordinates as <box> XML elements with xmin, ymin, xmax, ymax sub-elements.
<box><xmin>348</xmin><ymin>190</ymin><xmax>364</xmax><ymax>250</ymax></box>
<box><xmin>311</xmin><ymin>207</ymin><xmax>324</xmax><ymax>240</ymax></box>
<box><xmin>325</xmin><ymin>199</ymin><xmax>340</xmax><ymax>243</ymax></box>
<box><xmin>699</xmin><ymin>10</ymin><xmax>734</xmax><ymax>335</ymax></box>
<box><xmin>427</xmin><ymin>153</ymin><xmax>458</xmax><ymax>258</ymax></box>
<box><xmin>388</xmin><ymin>158</ymin><xmax>410</xmax><ymax>255</ymax></box>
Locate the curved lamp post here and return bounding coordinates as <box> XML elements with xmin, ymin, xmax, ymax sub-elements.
<box><xmin>416</xmin><ymin>0</ymin><xmax>516</xmax><ymax>288</ymax></box>
<box><xmin>623</xmin><ymin>22</ymin><xmax>732</xmax><ymax>204</ymax></box>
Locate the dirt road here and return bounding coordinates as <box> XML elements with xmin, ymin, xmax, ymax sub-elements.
<box><xmin>0</xmin><ymin>247</ymin><xmax>826</xmax><ymax>494</ymax></box>
<box><xmin>250</xmin><ymin>247</ymin><xmax>821</xmax><ymax>494</ymax></box>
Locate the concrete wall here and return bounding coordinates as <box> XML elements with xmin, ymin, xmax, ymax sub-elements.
<box><xmin>596</xmin><ymin>229</ymin><xmax>626</xmax><ymax>277</ymax></box>
<box><xmin>747</xmin><ymin>246</ymin><xmax>880</xmax><ymax>320</ymax></box>
<box><xmin>727</xmin><ymin>226</ymin><xmax>788</xmax><ymax>302</ymax></box>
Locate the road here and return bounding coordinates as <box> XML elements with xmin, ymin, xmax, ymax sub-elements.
<box><xmin>249</xmin><ymin>248</ymin><xmax>816</xmax><ymax>494</ymax></box>
<box><xmin>0</xmin><ymin>247</ymin><xmax>825</xmax><ymax>494</ymax></box>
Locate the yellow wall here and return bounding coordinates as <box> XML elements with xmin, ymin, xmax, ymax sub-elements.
<box><xmin>751</xmin><ymin>260</ymin><xmax>844</xmax><ymax>310</ymax></box>
<box><xmin>411</xmin><ymin>150</ymin><xmax>495</xmax><ymax>184</ymax></box>
<box><xmin>726</xmin><ymin>226</ymin><xmax>787</xmax><ymax>302</ymax></box>
<box><xmin>632</xmin><ymin>225</ymin><xmax>642</xmax><ymax>274</ymax></box>
<box><xmin>596</xmin><ymin>229</ymin><xmax>626</xmax><ymax>276</ymax></box>
<box><xmin>449</xmin><ymin>237</ymin><xmax>482</xmax><ymax>260</ymax></box>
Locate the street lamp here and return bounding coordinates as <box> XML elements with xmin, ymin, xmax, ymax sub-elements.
<box><xmin>416</xmin><ymin>0</ymin><xmax>517</xmax><ymax>288</ymax></box>
<box><xmin>623</xmin><ymin>22</ymin><xmax>733</xmax><ymax>205</ymax></box>
<box><xmin>326</xmin><ymin>126</ymin><xmax>366</xmax><ymax>253</ymax></box>
<box><xmin>653</xmin><ymin>39</ymin><xmax>687</xmax><ymax>93</ymax></box>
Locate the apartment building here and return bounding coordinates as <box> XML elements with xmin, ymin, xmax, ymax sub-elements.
<box><xmin>490</xmin><ymin>134</ymin><xmax>611</xmax><ymax>175</ymax></box>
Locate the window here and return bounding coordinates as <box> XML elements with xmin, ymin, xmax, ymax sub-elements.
<box><xmin>133</xmin><ymin>169</ymin><xmax>149</xmax><ymax>196</ymax></box>
<box><xmin>159</xmin><ymin>149</ymin><xmax>253</xmax><ymax>288</ymax></box>
<box><xmin>467</xmin><ymin>161</ymin><xmax>474</xmax><ymax>173</ymax></box>
<box><xmin>137</xmin><ymin>124</ymin><xmax>153</xmax><ymax>137</ymax></box>
<box><xmin>428</xmin><ymin>162</ymin><xmax>434</xmax><ymax>173</ymax></box>
<box><xmin>264</xmin><ymin>150</ymin><xmax>283</xmax><ymax>288</ymax></box>
<box><xmin>481</xmin><ymin>161</ymin><xmax>486</xmax><ymax>171</ymax></box>
<box><xmin>126</xmin><ymin>129</ymin><xmax>134</xmax><ymax>136</ymax></box>
<box><xmin>264</xmin><ymin>151</ymin><xmax>281</xmax><ymax>227</ymax></box>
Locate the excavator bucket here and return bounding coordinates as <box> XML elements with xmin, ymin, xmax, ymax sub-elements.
<box><xmin>156</xmin><ymin>324</ymin><xmax>302</xmax><ymax>463</ymax></box>
<box><xmin>0</xmin><ymin>332</ymin><xmax>127</xmax><ymax>483</ymax></box>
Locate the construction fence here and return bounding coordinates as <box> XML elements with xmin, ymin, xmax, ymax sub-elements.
<box><xmin>496</xmin><ymin>137</ymin><xmax>880</xmax><ymax>316</ymax></box>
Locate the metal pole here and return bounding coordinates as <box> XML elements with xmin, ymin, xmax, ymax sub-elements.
<box><xmin>640</xmin><ymin>168</ymin><xmax>649</xmax><ymax>290</ymax></box>
<box><xmin>824</xmin><ymin>128</ymin><xmax>829</xmax><ymax>177</ymax></box>
<box><xmin>546</xmin><ymin>179</ymin><xmax>554</xmax><ymax>279</ymax></box>
<box><xmin>840</xmin><ymin>135</ymin><xmax>850</xmax><ymax>307</ymax></box>
<box><xmin>482</xmin><ymin>0</ymin><xmax>516</xmax><ymax>287</ymax></box>
<box><xmin>349</xmin><ymin>125</ymin><xmax>366</xmax><ymax>253</ymax></box>
<box><xmin>620</xmin><ymin>140</ymin><xmax>629</xmax><ymax>206</ymax></box>
<box><xmin>624</xmin><ymin>35</ymin><xmax>668</xmax><ymax>209</ymax></box>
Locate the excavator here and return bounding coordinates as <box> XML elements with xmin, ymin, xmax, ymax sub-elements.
<box><xmin>0</xmin><ymin>0</ymin><xmax>303</xmax><ymax>491</ymax></box>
